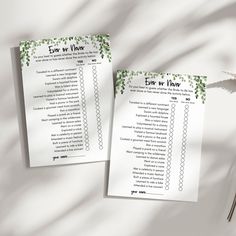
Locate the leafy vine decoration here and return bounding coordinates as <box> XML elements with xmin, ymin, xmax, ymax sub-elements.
<box><xmin>20</xmin><ymin>34</ymin><xmax>112</xmax><ymax>66</ymax></box>
<box><xmin>91</xmin><ymin>34</ymin><xmax>112</xmax><ymax>62</ymax></box>
<box><xmin>115</xmin><ymin>70</ymin><xmax>207</xmax><ymax>103</ymax></box>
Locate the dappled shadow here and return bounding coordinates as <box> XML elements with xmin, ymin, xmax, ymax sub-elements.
<box><xmin>58</xmin><ymin>1</ymin><xmax>92</xmax><ymax>30</ymax></box>
<box><xmin>207</xmin><ymin>72</ymin><xmax>236</xmax><ymax>93</ymax></box>
<box><xmin>1</xmin><ymin>0</ymin><xmax>236</xmax><ymax>236</ymax></box>
<box><xmin>137</xmin><ymin>130</ymin><xmax>236</xmax><ymax>236</ymax></box>
<box><xmin>11</xmin><ymin>47</ymin><xmax>30</xmax><ymax>167</ymax></box>
<box><xmin>207</xmin><ymin>79</ymin><xmax>236</xmax><ymax>93</ymax></box>
<box><xmin>186</xmin><ymin>1</ymin><xmax>236</xmax><ymax>31</ymax></box>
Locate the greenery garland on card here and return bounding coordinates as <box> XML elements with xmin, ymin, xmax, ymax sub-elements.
<box><xmin>20</xmin><ymin>34</ymin><xmax>112</xmax><ymax>66</ymax></box>
<box><xmin>115</xmin><ymin>70</ymin><xmax>207</xmax><ymax>103</ymax></box>
<box><xmin>90</xmin><ymin>35</ymin><xmax>111</xmax><ymax>62</ymax></box>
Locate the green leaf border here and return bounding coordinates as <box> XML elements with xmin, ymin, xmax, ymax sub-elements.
<box><xmin>115</xmin><ymin>70</ymin><xmax>207</xmax><ymax>103</ymax></box>
<box><xmin>20</xmin><ymin>34</ymin><xmax>112</xmax><ymax>66</ymax></box>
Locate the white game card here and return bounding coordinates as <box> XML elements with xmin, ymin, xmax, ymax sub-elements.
<box><xmin>108</xmin><ymin>70</ymin><xmax>206</xmax><ymax>202</ymax></box>
<box><xmin>20</xmin><ymin>35</ymin><xmax>113</xmax><ymax>167</ymax></box>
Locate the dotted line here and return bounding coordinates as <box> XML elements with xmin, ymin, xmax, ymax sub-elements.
<box><xmin>165</xmin><ymin>103</ymin><xmax>175</xmax><ymax>190</ymax></box>
<box><xmin>79</xmin><ymin>67</ymin><xmax>90</xmax><ymax>151</ymax></box>
<box><xmin>92</xmin><ymin>66</ymin><xmax>103</xmax><ymax>150</ymax></box>
<box><xmin>178</xmin><ymin>104</ymin><xmax>189</xmax><ymax>191</ymax></box>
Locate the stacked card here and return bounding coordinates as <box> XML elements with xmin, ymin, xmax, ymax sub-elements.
<box><xmin>20</xmin><ymin>35</ymin><xmax>206</xmax><ymax>202</ymax></box>
<box><xmin>108</xmin><ymin>70</ymin><xmax>206</xmax><ymax>202</ymax></box>
<box><xmin>20</xmin><ymin>35</ymin><xmax>113</xmax><ymax>166</ymax></box>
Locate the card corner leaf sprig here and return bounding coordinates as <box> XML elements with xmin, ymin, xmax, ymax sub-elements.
<box><xmin>192</xmin><ymin>74</ymin><xmax>207</xmax><ymax>104</ymax></box>
<box><xmin>91</xmin><ymin>34</ymin><xmax>112</xmax><ymax>62</ymax></box>
<box><xmin>20</xmin><ymin>34</ymin><xmax>112</xmax><ymax>67</ymax></box>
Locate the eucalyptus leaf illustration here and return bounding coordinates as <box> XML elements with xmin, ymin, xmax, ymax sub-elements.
<box><xmin>115</xmin><ymin>70</ymin><xmax>206</xmax><ymax>103</ymax></box>
<box><xmin>20</xmin><ymin>34</ymin><xmax>112</xmax><ymax>67</ymax></box>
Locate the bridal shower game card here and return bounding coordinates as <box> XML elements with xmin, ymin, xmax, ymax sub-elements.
<box><xmin>20</xmin><ymin>35</ymin><xmax>113</xmax><ymax>167</ymax></box>
<box><xmin>108</xmin><ymin>70</ymin><xmax>206</xmax><ymax>202</ymax></box>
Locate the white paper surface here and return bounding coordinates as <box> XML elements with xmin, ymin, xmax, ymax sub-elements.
<box><xmin>108</xmin><ymin>70</ymin><xmax>206</xmax><ymax>202</ymax></box>
<box><xmin>20</xmin><ymin>35</ymin><xmax>113</xmax><ymax>167</ymax></box>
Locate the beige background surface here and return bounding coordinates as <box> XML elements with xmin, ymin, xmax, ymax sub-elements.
<box><xmin>0</xmin><ymin>0</ymin><xmax>236</xmax><ymax>235</ymax></box>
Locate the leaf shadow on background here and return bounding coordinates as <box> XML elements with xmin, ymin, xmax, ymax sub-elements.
<box><xmin>2</xmin><ymin>0</ymin><xmax>236</xmax><ymax>235</ymax></box>
<box><xmin>100</xmin><ymin>1</ymin><xmax>236</xmax><ymax>235</ymax></box>
<box><xmin>111</xmin><ymin>1</ymin><xmax>208</xmax><ymax>71</ymax></box>
<box><xmin>26</xmin><ymin>182</ymin><xmax>101</xmax><ymax>236</ymax></box>
<box><xmin>4</xmin><ymin>0</ymin><xmax>144</xmax><ymax>232</ymax></box>
<box><xmin>72</xmin><ymin>1</ymin><xmax>236</xmax><ymax>236</ymax></box>
<box><xmin>57</xmin><ymin>0</ymin><xmax>92</xmax><ymax>31</ymax></box>
<box><xmin>57</xmin><ymin>0</ymin><xmax>139</xmax><ymax>38</ymax></box>
<box><xmin>136</xmin><ymin>131</ymin><xmax>236</xmax><ymax>236</ymax></box>
<box><xmin>0</xmin><ymin>47</ymin><xmax>65</xmax><ymax>229</ymax></box>
<box><xmin>153</xmin><ymin>41</ymin><xmax>209</xmax><ymax>72</ymax></box>
<box><xmin>96</xmin><ymin>0</ymin><xmax>138</xmax><ymax>36</ymax></box>
<box><xmin>105</xmin><ymin>13</ymin><xmax>210</xmax><ymax>134</ymax></box>
<box><xmin>0</xmin><ymin>33</ymin><xmax>33</xmax><ymax>123</ymax></box>
<box><xmin>11</xmin><ymin>47</ymin><xmax>30</xmax><ymax>168</ymax></box>
<box><xmin>7</xmin><ymin>44</ymin><xmax>114</xmax><ymax>236</ymax></box>
<box><xmin>207</xmin><ymin>79</ymin><xmax>236</xmax><ymax>93</ymax></box>
<box><xmin>186</xmin><ymin>1</ymin><xmax>236</xmax><ymax>31</ymax></box>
